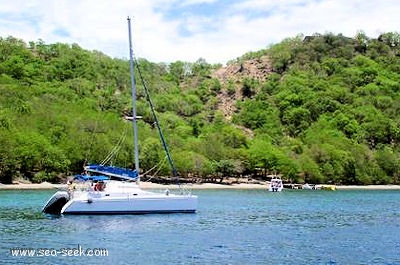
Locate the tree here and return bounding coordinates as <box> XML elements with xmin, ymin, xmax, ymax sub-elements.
<box><xmin>268</xmin><ymin>36</ymin><xmax>302</xmax><ymax>73</ymax></box>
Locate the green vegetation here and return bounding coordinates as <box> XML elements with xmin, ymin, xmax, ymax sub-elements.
<box><xmin>0</xmin><ymin>32</ymin><xmax>399</xmax><ymax>185</ymax></box>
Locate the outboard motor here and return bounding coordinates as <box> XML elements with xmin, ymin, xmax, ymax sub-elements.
<box><xmin>42</xmin><ymin>191</ymin><xmax>70</xmax><ymax>214</ymax></box>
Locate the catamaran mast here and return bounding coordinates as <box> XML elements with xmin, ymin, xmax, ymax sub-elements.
<box><xmin>127</xmin><ymin>17</ymin><xmax>140</xmax><ymax>179</ymax></box>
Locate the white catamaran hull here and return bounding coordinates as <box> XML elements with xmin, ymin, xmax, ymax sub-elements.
<box><xmin>61</xmin><ymin>191</ymin><xmax>197</xmax><ymax>214</ymax></box>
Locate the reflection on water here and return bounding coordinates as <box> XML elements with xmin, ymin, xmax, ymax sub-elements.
<box><xmin>1</xmin><ymin>189</ymin><xmax>400</xmax><ymax>264</ymax></box>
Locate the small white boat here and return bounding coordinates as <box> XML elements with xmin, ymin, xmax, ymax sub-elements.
<box><xmin>302</xmin><ymin>183</ymin><xmax>315</xmax><ymax>190</ymax></box>
<box><xmin>268</xmin><ymin>177</ymin><xmax>283</xmax><ymax>192</ymax></box>
<box><xmin>42</xmin><ymin>18</ymin><xmax>197</xmax><ymax>215</ymax></box>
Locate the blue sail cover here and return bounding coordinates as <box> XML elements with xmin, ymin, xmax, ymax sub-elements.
<box><xmin>73</xmin><ymin>175</ymin><xmax>109</xmax><ymax>182</ymax></box>
<box><xmin>84</xmin><ymin>164</ymin><xmax>138</xmax><ymax>180</ymax></box>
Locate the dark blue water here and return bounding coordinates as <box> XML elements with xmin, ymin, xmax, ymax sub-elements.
<box><xmin>1</xmin><ymin>189</ymin><xmax>399</xmax><ymax>264</ymax></box>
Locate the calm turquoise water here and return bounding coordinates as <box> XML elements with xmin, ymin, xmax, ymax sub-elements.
<box><xmin>1</xmin><ymin>189</ymin><xmax>400</xmax><ymax>264</ymax></box>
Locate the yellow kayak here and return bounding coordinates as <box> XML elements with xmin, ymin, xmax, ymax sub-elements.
<box><xmin>321</xmin><ymin>185</ymin><xmax>336</xmax><ymax>191</ymax></box>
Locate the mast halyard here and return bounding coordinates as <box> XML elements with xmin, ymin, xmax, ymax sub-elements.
<box><xmin>127</xmin><ymin>17</ymin><xmax>140</xmax><ymax>180</ymax></box>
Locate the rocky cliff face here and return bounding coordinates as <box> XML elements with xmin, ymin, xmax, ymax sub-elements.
<box><xmin>213</xmin><ymin>55</ymin><xmax>273</xmax><ymax>83</ymax></box>
<box><xmin>212</xmin><ymin>55</ymin><xmax>273</xmax><ymax>120</ymax></box>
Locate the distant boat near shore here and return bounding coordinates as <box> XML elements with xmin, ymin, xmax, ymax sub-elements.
<box><xmin>268</xmin><ymin>176</ymin><xmax>283</xmax><ymax>192</ymax></box>
<box><xmin>301</xmin><ymin>183</ymin><xmax>315</xmax><ymax>190</ymax></box>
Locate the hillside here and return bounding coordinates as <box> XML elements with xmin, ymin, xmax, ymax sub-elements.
<box><xmin>0</xmin><ymin>32</ymin><xmax>400</xmax><ymax>185</ymax></box>
<box><xmin>213</xmin><ymin>55</ymin><xmax>273</xmax><ymax>120</ymax></box>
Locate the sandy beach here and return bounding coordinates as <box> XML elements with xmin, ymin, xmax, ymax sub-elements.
<box><xmin>0</xmin><ymin>181</ymin><xmax>269</xmax><ymax>190</ymax></box>
<box><xmin>334</xmin><ymin>185</ymin><xmax>400</xmax><ymax>190</ymax></box>
<box><xmin>1</xmin><ymin>181</ymin><xmax>400</xmax><ymax>190</ymax></box>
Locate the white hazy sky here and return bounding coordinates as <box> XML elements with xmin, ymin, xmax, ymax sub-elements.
<box><xmin>0</xmin><ymin>0</ymin><xmax>398</xmax><ymax>64</ymax></box>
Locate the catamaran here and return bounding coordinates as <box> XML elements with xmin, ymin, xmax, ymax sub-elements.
<box><xmin>42</xmin><ymin>17</ymin><xmax>198</xmax><ymax>214</ymax></box>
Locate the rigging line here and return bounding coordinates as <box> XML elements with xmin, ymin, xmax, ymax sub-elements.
<box><xmin>84</xmin><ymin>109</ymin><xmax>102</xmax><ymax>166</ymax></box>
<box><xmin>150</xmin><ymin>158</ymin><xmax>167</xmax><ymax>180</ymax></box>
<box><xmin>100</xmin><ymin>137</ymin><xmax>120</xmax><ymax>165</ymax></box>
<box><xmin>100</xmin><ymin>122</ymin><xmax>128</xmax><ymax>165</ymax></box>
<box><xmin>101</xmin><ymin>123</ymin><xmax>128</xmax><ymax>165</ymax></box>
<box><xmin>142</xmin><ymin>156</ymin><xmax>167</xmax><ymax>176</ymax></box>
<box><xmin>144</xmin><ymin>164</ymin><xmax>162</xmax><ymax>182</ymax></box>
<box><xmin>134</xmin><ymin>58</ymin><xmax>181</xmax><ymax>188</ymax></box>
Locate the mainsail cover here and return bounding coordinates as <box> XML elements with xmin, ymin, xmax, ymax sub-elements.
<box><xmin>73</xmin><ymin>175</ymin><xmax>109</xmax><ymax>181</ymax></box>
<box><xmin>84</xmin><ymin>164</ymin><xmax>138</xmax><ymax>180</ymax></box>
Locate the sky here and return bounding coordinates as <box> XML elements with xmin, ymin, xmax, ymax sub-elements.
<box><xmin>0</xmin><ymin>0</ymin><xmax>399</xmax><ymax>64</ymax></box>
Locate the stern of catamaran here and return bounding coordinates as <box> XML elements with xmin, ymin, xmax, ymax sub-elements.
<box><xmin>42</xmin><ymin>191</ymin><xmax>70</xmax><ymax>214</ymax></box>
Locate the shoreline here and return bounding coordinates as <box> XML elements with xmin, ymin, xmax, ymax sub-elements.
<box><xmin>1</xmin><ymin>182</ymin><xmax>400</xmax><ymax>190</ymax></box>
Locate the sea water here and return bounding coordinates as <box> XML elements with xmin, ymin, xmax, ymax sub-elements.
<box><xmin>1</xmin><ymin>189</ymin><xmax>399</xmax><ymax>264</ymax></box>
